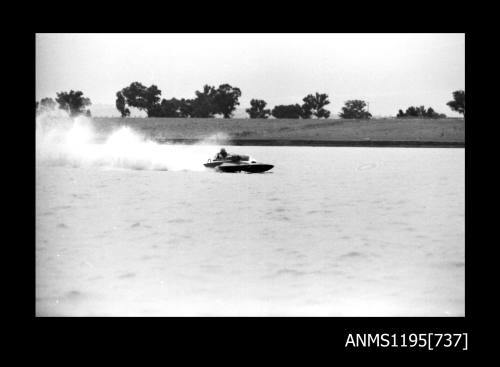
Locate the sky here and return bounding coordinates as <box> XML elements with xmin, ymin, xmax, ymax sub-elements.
<box><xmin>36</xmin><ymin>33</ymin><xmax>465</xmax><ymax>117</ymax></box>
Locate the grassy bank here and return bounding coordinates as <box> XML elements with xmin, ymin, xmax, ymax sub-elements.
<box><xmin>92</xmin><ymin>117</ymin><xmax>465</xmax><ymax>147</ymax></box>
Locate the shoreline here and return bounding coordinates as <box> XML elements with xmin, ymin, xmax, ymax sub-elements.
<box><xmin>155</xmin><ymin>138</ymin><xmax>465</xmax><ymax>148</ymax></box>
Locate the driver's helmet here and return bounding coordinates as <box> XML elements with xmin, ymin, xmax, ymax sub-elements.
<box><xmin>220</xmin><ymin>148</ymin><xmax>226</xmax><ymax>153</ymax></box>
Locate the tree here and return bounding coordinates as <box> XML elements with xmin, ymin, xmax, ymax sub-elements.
<box><xmin>119</xmin><ymin>82</ymin><xmax>162</xmax><ymax>117</ymax></box>
<box><xmin>213</xmin><ymin>84</ymin><xmax>242</xmax><ymax>118</ymax></box>
<box><xmin>425</xmin><ymin>107</ymin><xmax>438</xmax><ymax>118</ymax></box>
<box><xmin>426</xmin><ymin>107</ymin><xmax>446</xmax><ymax>118</ymax></box>
<box><xmin>397</xmin><ymin>105</ymin><xmax>446</xmax><ymax>118</ymax></box>
<box><xmin>158</xmin><ymin>98</ymin><xmax>183</xmax><ymax>117</ymax></box>
<box><xmin>446</xmin><ymin>90</ymin><xmax>465</xmax><ymax>116</ymax></box>
<box><xmin>246</xmin><ymin>99</ymin><xmax>271</xmax><ymax>119</ymax></box>
<box><xmin>404</xmin><ymin>106</ymin><xmax>419</xmax><ymax>117</ymax></box>
<box><xmin>299</xmin><ymin>104</ymin><xmax>313</xmax><ymax>119</ymax></box>
<box><xmin>339</xmin><ymin>100</ymin><xmax>372</xmax><ymax>119</ymax></box>
<box><xmin>418</xmin><ymin>106</ymin><xmax>427</xmax><ymax>116</ymax></box>
<box><xmin>301</xmin><ymin>92</ymin><xmax>331</xmax><ymax>119</ymax></box>
<box><xmin>146</xmin><ymin>103</ymin><xmax>163</xmax><ymax>118</ymax></box>
<box><xmin>408</xmin><ymin>105</ymin><xmax>431</xmax><ymax>117</ymax></box>
<box><xmin>188</xmin><ymin>83</ymin><xmax>242</xmax><ymax>118</ymax></box>
<box><xmin>271</xmin><ymin>104</ymin><xmax>303</xmax><ymax>119</ymax></box>
<box><xmin>190</xmin><ymin>85</ymin><xmax>217</xmax><ymax>117</ymax></box>
<box><xmin>115</xmin><ymin>91</ymin><xmax>130</xmax><ymax>117</ymax></box>
<box><xmin>55</xmin><ymin>90</ymin><xmax>92</xmax><ymax>117</ymax></box>
<box><xmin>116</xmin><ymin>81</ymin><xmax>242</xmax><ymax>118</ymax></box>
<box><xmin>40</xmin><ymin>97</ymin><xmax>56</xmax><ymax>110</ymax></box>
<box><xmin>36</xmin><ymin>97</ymin><xmax>57</xmax><ymax>114</ymax></box>
<box><xmin>178</xmin><ymin>98</ymin><xmax>194</xmax><ymax>117</ymax></box>
<box><xmin>120</xmin><ymin>82</ymin><xmax>148</xmax><ymax>110</ymax></box>
<box><xmin>144</xmin><ymin>85</ymin><xmax>162</xmax><ymax>112</ymax></box>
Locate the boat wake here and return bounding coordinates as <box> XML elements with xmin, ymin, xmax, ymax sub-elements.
<box><xmin>36</xmin><ymin>111</ymin><xmax>223</xmax><ymax>172</ymax></box>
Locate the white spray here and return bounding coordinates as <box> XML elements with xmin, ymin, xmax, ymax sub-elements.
<box><xmin>36</xmin><ymin>111</ymin><xmax>229</xmax><ymax>171</ymax></box>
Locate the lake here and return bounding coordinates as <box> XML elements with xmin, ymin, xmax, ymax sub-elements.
<box><xmin>36</xmin><ymin>145</ymin><xmax>465</xmax><ymax>316</ymax></box>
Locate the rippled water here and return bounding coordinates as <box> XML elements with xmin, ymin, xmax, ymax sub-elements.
<box><xmin>36</xmin><ymin>146</ymin><xmax>464</xmax><ymax>316</ymax></box>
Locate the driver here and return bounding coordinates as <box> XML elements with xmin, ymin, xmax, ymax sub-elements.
<box><xmin>216</xmin><ymin>148</ymin><xmax>228</xmax><ymax>159</ymax></box>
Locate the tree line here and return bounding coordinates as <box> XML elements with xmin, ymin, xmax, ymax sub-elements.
<box><xmin>113</xmin><ymin>82</ymin><xmax>373</xmax><ymax>119</ymax></box>
<box><xmin>115</xmin><ymin>82</ymin><xmax>242</xmax><ymax>118</ymax></box>
<box><xmin>36</xmin><ymin>90</ymin><xmax>92</xmax><ymax>117</ymax></box>
<box><xmin>397</xmin><ymin>106</ymin><xmax>447</xmax><ymax>119</ymax></box>
<box><xmin>36</xmin><ymin>84</ymin><xmax>465</xmax><ymax>119</ymax></box>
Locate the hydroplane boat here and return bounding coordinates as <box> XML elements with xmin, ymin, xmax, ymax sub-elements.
<box><xmin>204</xmin><ymin>149</ymin><xmax>274</xmax><ymax>173</ymax></box>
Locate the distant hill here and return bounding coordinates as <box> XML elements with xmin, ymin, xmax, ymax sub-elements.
<box><xmin>91</xmin><ymin>116</ymin><xmax>465</xmax><ymax>146</ymax></box>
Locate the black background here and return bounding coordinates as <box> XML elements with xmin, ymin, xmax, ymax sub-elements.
<box><xmin>11</xmin><ymin>4</ymin><xmax>480</xmax><ymax>359</ymax></box>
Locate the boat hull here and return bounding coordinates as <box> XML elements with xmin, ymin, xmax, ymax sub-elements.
<box><xmin>217</xmin><ymin>163</ymin><xmax>274</xmax><ymax>173</ymax></box>
<box><xmin>204</xmin><ymin>162</ymin><xmax>222</xmax><ymax>169</ymax></box>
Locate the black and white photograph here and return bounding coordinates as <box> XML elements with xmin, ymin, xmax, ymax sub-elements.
<box><xmin>35</xmin><ymin>33</ymin><xmax>465</xmax><ymax>317</ymax></box>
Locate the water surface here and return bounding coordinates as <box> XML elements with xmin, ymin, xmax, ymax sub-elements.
<box><xmin>36</xmin><ymin>146</ymin><xmax>465</xmax><ymax>316</ymax></box>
